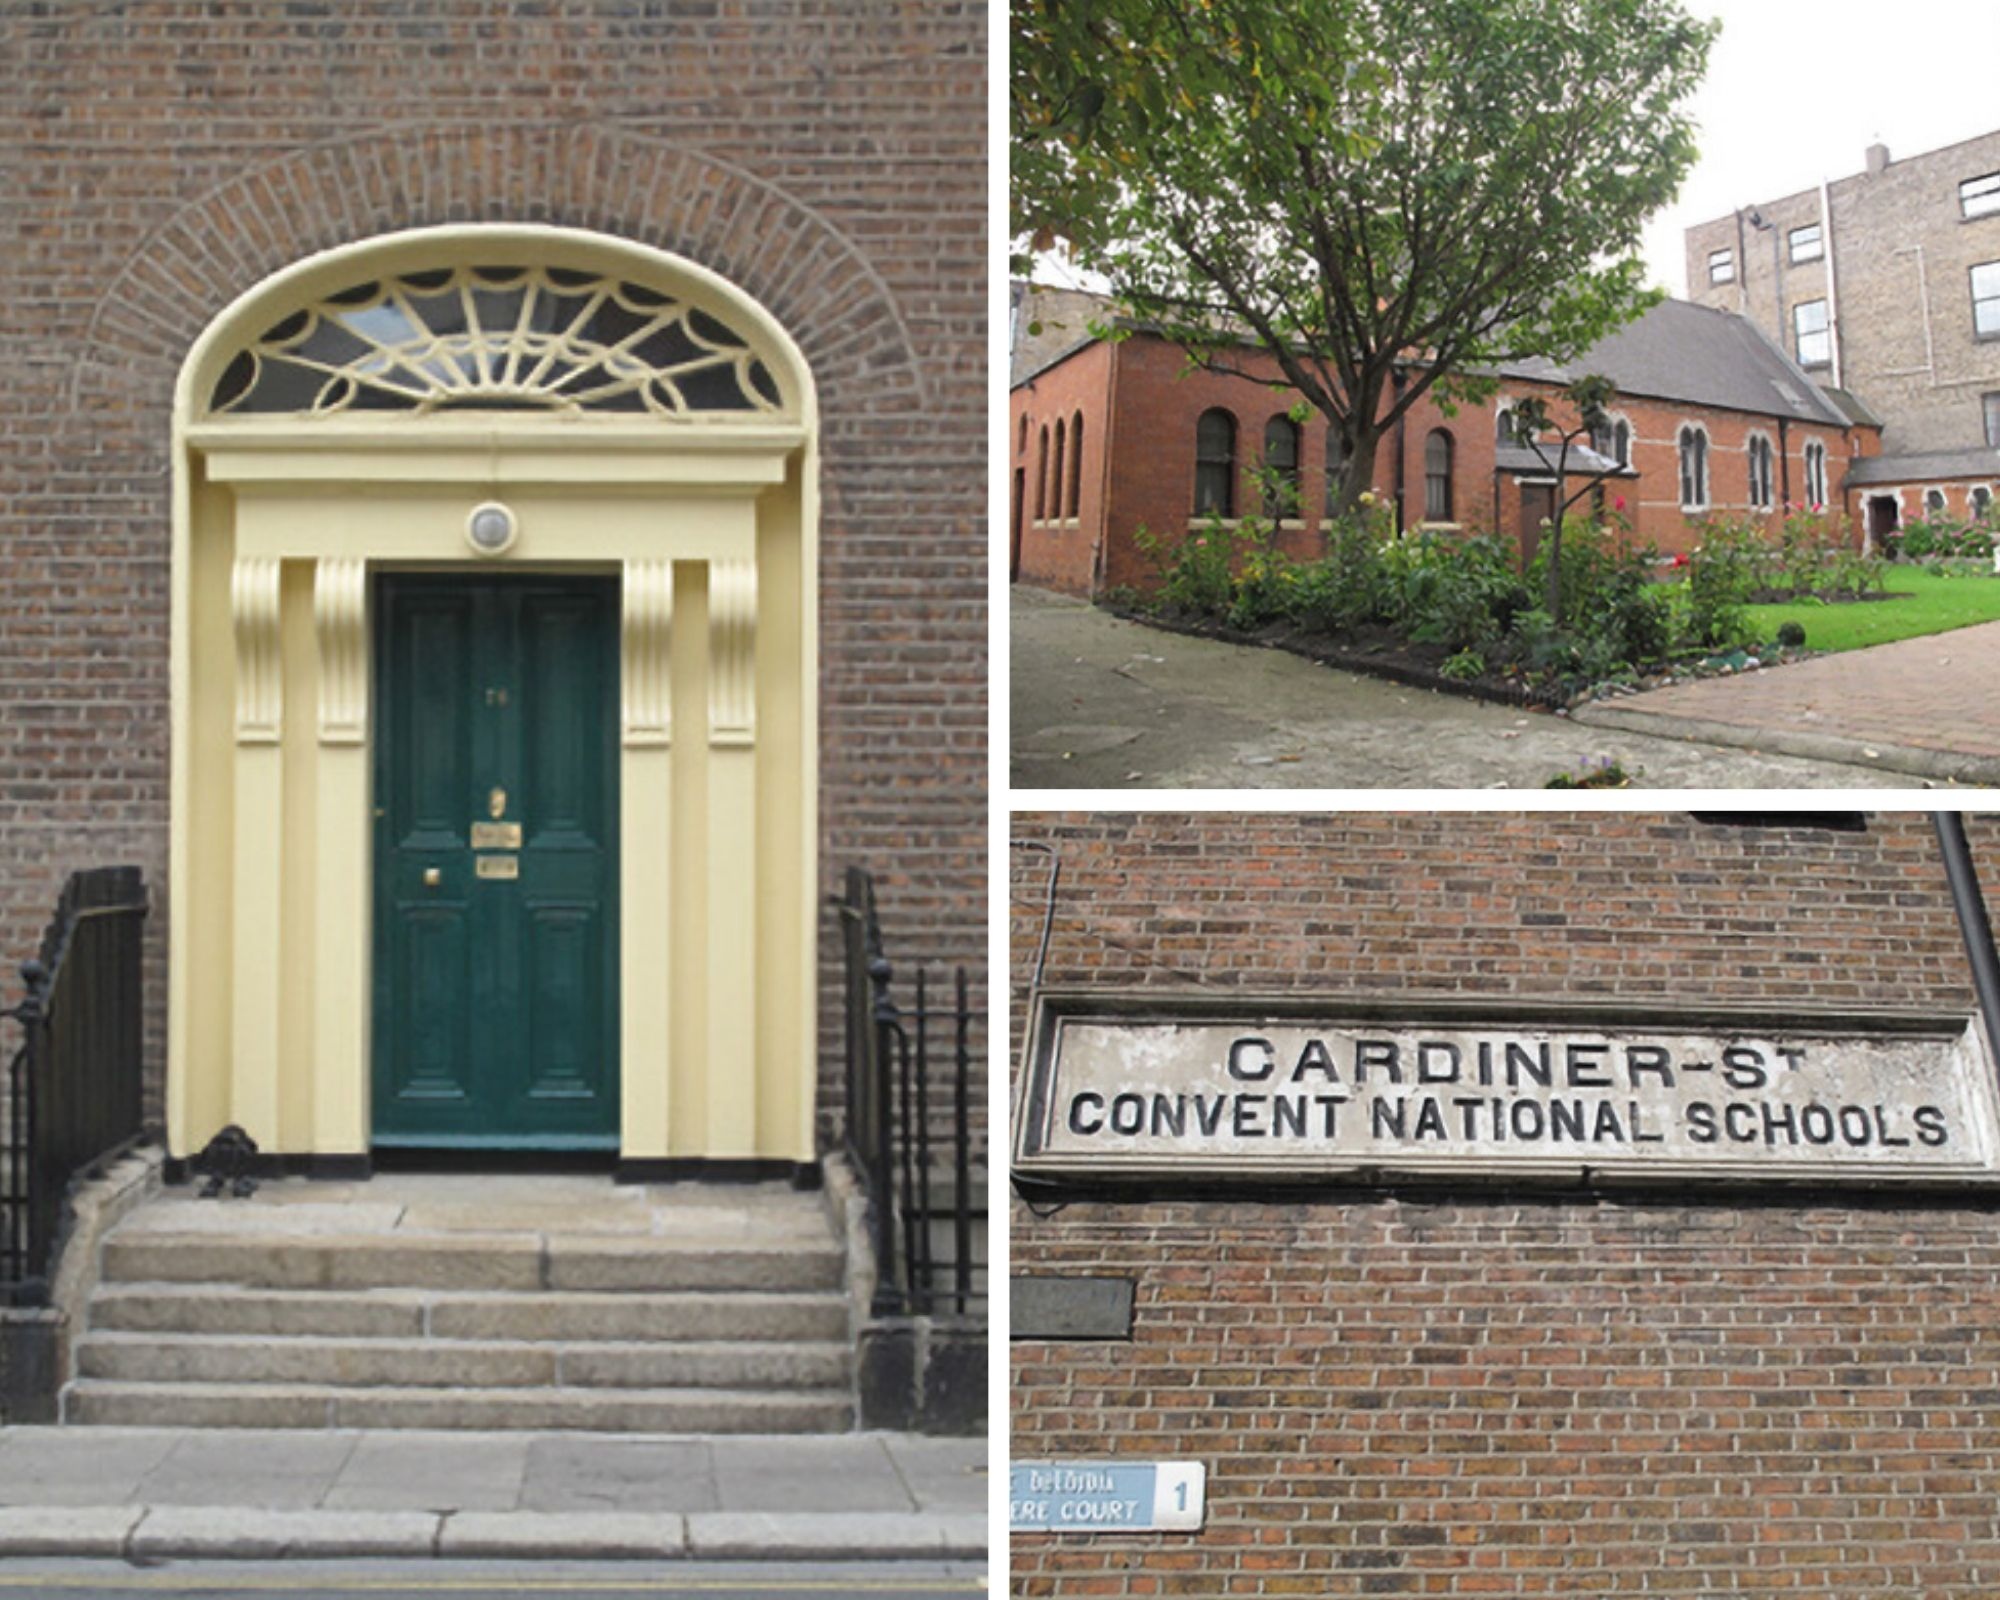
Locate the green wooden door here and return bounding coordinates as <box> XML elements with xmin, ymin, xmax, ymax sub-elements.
<box><xmin>372</xmin><ymin>575</ymin><xmax>620</xmax><ymax>1148</ymax></box>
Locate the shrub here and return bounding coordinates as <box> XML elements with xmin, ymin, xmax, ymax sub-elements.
<box><xmin>1684</xmin><ymin>517</ymin><xmax>1764</xmax><ymax>648</ymax></box>
<box><xmin>1776</xmin><ymin>620</ymin><xmax>1806</xmax><ymax>648</ymax></box>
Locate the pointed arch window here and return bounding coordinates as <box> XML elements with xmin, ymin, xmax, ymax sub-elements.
<box><xmin>1067</xmin><ymin>411</ymin><xmax>1085</xmax><ymax>518</ymax></box>
<box><xmin>1050</xmin><ymin>420</ymin><xmax>1067</xmax><ymax>523</ymax></box>
<box><xmin>1195</xmin><ymin>409</ymin><xmax>1237</xmax><ymax>517</ymax></box>
<box><xmin>1803</xmin><ymin>440</ymin><xmax>1828</xmax><ymax>509</ymax></box>
<box><xmin>1036</xmin><ymin>425</ymin><xmax>1051</xmax><ymax>520</ymax></box>
<box><xmin>1678</xmin><ymin>425</ymin><xmax>1709</xmax><ymax>510</ymax></box>
<box><xmin>1324</xmin><ymin>424</ymin><xmax>1348</xmax><ymax>517</ymax></box>
<box><xmin>1747</xmin><ymin>435</ymin><xmax>1775</xmax><ymax>510</ymax></box>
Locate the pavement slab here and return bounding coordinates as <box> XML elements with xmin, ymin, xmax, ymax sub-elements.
<box><xmin>0</xmin><ymin>1428</ymin><xmax>987</xmax><ymax>1562</ymax></box>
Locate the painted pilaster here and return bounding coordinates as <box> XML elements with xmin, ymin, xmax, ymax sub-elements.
<box><xmin>620</xmin><ymin>559</ymin><xmax>674</xmax><ymax>1160</ymax></box>
<box><xmin>706</xmin><ymin>556</ymin><xmax>757</xmax><ymax>1156</ymax></box>
<box><xmin>229</xmin><ymin>556</ymin><xmax>284</xmax><ymax>1145</ymax></box>
<box><xmin>312</xmin><ymin>557</ymin><xmax>369</xmax><ymax>1154</ymax></box>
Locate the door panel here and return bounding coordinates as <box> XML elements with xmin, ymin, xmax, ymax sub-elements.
<box><xmin>372</xmin><ymin>575</ymin><xmax>620</xmax><ymax>1147</ymax></box>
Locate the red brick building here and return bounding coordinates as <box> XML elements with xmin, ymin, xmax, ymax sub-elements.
<box><xmin>1010</xmin><ymin>291</ymin><xmax>1880</xmax><ymax>597</ymax></box>
<box><xmin>1011</xmin><ymin>810</ymin><xmax>2000</xmax><ymax>1597</ymax></box>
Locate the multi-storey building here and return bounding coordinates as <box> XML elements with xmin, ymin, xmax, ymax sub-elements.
<box><xmin>1687</xmin><ymin>130</ymin><xmax>2000</xmax><ymax>541</ymax></box>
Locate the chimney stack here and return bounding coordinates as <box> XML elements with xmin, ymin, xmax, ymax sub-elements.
<box><xmin>1866</xmin><ymin>142</ymin><xmax>1890</xmax><ymax>175</ymax></box>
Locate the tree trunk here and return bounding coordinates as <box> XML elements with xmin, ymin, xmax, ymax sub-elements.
<box><xmin>1327</xmin><ymin>421</ymin><xmax>1386</xmax><ymax>523</ymax></box>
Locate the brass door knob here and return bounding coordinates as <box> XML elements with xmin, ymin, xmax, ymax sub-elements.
<box><xmin>423</xmin><ymin>868</ymin><xmax>442</xmax><ymax>887</ymax></box>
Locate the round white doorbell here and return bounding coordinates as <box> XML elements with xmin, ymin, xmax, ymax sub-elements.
<box><xmin>466</xmin><ymin>500</ymin><xmax>519</xmax><ymax>557</ymax></box>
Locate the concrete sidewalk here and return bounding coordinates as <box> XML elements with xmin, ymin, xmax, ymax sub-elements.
<box><xmin>0</xmin><ymin>1427</ymin><xmax>987</xmax><ymax>1562</ymax></box>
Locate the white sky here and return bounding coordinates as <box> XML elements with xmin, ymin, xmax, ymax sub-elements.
<box><xmin>1641</xmin><ymin>0</ymin><xmax>2000</xmax><ymax>295</ymax></box>
<box><xmin>1031</xmin><ymin>0</ymin><xmax>2000</xmax><ymax>302</ymax></box>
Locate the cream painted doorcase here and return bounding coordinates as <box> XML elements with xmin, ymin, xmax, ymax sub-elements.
<box><xmin>167</xmin><ymin>226</ymin><xmax>819</xmax><ymax>1177</ymax></box>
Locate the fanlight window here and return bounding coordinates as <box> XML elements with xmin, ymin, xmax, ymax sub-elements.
<box><xmin>208</xmin><ymin>263</ymin><xmax>784</xmax><ymax>418</ymax></box>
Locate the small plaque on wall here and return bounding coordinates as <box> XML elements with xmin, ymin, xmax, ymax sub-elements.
<box><xmin>1011</xmin><ymin>1461</ymin><xmax>1205</xmax><ymax>1532</ymax></box>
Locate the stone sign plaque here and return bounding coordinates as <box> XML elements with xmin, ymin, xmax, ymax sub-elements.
<box><xmin>1014</xmin><ymin>994</ymin><xmax>2000</xmax><ymax>1185</ymax></box>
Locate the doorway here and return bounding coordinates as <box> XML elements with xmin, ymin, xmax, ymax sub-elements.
<box><xmin>1519</xmin><ymin>482</ymin><xmax>1557</xmax><ymax>567</ymax></box>
<box><xmin>371</xmin><ymin>575</ymin><xmax>620</xmax><ymax>1148</ymax></box>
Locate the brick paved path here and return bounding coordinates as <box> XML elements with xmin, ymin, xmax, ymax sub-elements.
<box><xmin>1573</xmin><ymin>620</ymin><xmax>2000</xmax><ymax>780</ymax></box>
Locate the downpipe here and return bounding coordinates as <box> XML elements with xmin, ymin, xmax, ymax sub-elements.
<box><xmin>1932</xmin><ymin>812</ymin><xmax>2000</xmax><ymax>1070</ymax></box>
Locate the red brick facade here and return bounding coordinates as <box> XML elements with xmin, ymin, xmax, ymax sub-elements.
<box><xmin>1011</xmin><ymin>330</ymin><xmax>1877</xmax><ymax>598</ymax></box>
<box><xmin>1011</xmin><ymin>811</ymin><xmax>2000</xmax><ymax>1597</ymax></box>
<box><xmin>0</xmin><ymin>3</ymin><xmax>985</xmax><ymax>1132</ymax></box>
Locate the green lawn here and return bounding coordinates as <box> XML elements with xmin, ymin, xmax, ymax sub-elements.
<box><xmin>1743</xmin><ymin>567</ymin><xmax>2000</xmax><ymax>654</ymax></box>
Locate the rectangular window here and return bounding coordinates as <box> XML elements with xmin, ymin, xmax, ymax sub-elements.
<box><xmin>1974</xmin><ymin>262</ymin><xmax>2000</xmax><ymax>340</ymax></box>
<box><xmin>1793</xmin><ymin>298</ymin><xmax>1831</xmax><ymax>367</ymax></box>
<box><xmin>1986</xmin><ymin>392</ymin><xmax>2000</xmax><ymax>448</ymax></box>
<box><xmin>1707</xmin><ymin>248</ymin><xmax>1734</xmax><ymax>285</ymax></box>
<box><xmin>1788</xmin><ymin>223</ymin><xmax>1823</xmax><ymax>264</ymax></box>
<box><xmin>1963</xmin><ymin>172</ymin><xmax>2000</xmax><ymax>220</ymax></box>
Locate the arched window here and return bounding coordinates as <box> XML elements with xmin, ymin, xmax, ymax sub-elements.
<box><xmin>1678</xmin><ymin>425</ymin><xmax>1709</xmax><ymax>510</ymax></box>
<box><xmin>1324</xmin><ymin>424</ymin><xmax>1348</xmax><ymax>517</ymax></box>
<box><xmin>1925</xmin><ymin>487</ymin><xmax>1947</xmax><ymax>518</ymax></box>
<box><xmin>1018</xmin><ymin>414</ymin><xmax>1028</xmax><ymax>457</ymax></box>
<box><xmin>1614</xmin><ymin>420</ymin><xmax>1631</xmax><ymax>467</ymax></box>
<box><xmin>1036</xmin><ymin>424</ymin><xmax>1050</xmax><ymax>521</ymax></box>
<box><xmin>208</xmin><ymin>262</ymin><xmax>785</xmax><ymax>417</ymax></box>
<box><xmin>1497</xmin><ymin>405</ymin><xmax>1522</xmax><ymax>446</ymax></box>
<box><xmin>1803</xmin><ymin>440</ymin><xmax>1828</xmax><ymax>509</ymax></box>
<box><xmin>1262</xmin><ymin>414</ymin><xmax>1301</xmax><ymax>519</ymax></box>
<box><xmin>1067</xmin><ymin>411</ymin><xmax>1085</xmax><ymax>518</ymax></box>
<box><xmin>1747</xmin><ymin>435</ymin><xmax>1774</xmax><ymax>510</ymax></box>
<box><xmin>1974</xmin><ymin>486</ymin><xmax>1994</xmax><ymax>522</ymax></box>
<box><xmin>1050</xmin><ymin>420</ymin><xmax>1066</xmax><ymax>523</ymax></box>
<box><xmin>1195</xmin><ymin>408</ymin><xmax>1237</xmax><ymax>517</ymax></box>
<box><xmin>1424</xmin><ymin>429</ymin><xmax>1454</xmax><ymax>523</ymax></box>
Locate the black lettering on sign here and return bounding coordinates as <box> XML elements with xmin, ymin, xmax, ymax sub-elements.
<box><xmin>1799</xmin><ymin>1103</ymin><xmax>1835</xmax><ymax>1146</ymax></box>
<box><xmin>1511</xmin><ymin>1099</ymin><xmax>1546</xmax><ymax>1141</ymax></box>
<box><xmin>1193</xmin><ymin>1095</ymin><xmax>1227</xmax><ymax>1136</ymax></box>
<box><xmin>1506</xmin><ymin>1041</ymin><xmax>1553</xmax><ymax>1088</ymax></box>
<box><xmin>1773</xmin><ymin>1045</ymin><xmax>1806</xmax><ymax>1074</ymax></box>
<box><xmin>1631</xmin><ymin>1102</ymin><xmax>1664</xmax><ymax>1144</ymax></box>
<box><xmin>1228</xmin><ymin>1037</ymin><xmax>1276</xmax><ymax>1082</ymax></box>
<box><xmin>1233</xmin><ymin>1095</ymin><xmax>1266</xmax><ymax>1137</ymax></box>
<box><xmin>1417</xmin><ymin>1042</ymin><xmax>1461</xmax><ymax>1084</ymax></box>
<box><xmin>1624</xmin><ymin>1045</ymin><xmax>1674</xmax><ymax>1088</ymax></box>
<box><xmin>1566</xmin><ymin>1043</ymin><xmax>1611</xmax><ymax>1088</ymax></box>
<box><xmin>1291</xmin><ymin>1038</ymin><xmax>1340</xmax><ymax>1082</ymax></box>
<box><xmin>1549</xmin><ymin>1099</ymin><xmax>1585</xmax><ymax>1142</ymax></box>
<box><xmin>1272</xmin><ymin>1095</ymin><xmax>1306</xmax><ymax>1139</ymax></box>
<box><xmin>1372</xmin><ymin>1097</ymin><xmax>1406</xmax><ymax>1140</ymax></box>
<box><xmin>1761</xmin><ymin>1102</ymin><xmax>1798</xmax><ymax>1146</ymax></box>
<box><xmin>1110</xmin><ymin>1094</ymin><xmax>1145</xmax><ymax>1136</ymax></box>
<box><xmin>1314</xmin><ymin>1096</ymin><xmax>1343</xmax><ymax>1136</ymax></box>
<box><xmin>1686</xmin><ymin>1102</ymin><xmax>1718</xmax><ymax>1143</ymax></box>
<box><xmin>1591</xmin><ymin>1101</ymin><xmax>1627</xmax><ymax>1142</ymax></box>
<box><xmin>1451</xmin><ymin>1097</ymin><xmax>1483</xmax><ymax>1139</ymax></box>
<box><xmin>1068</xmin><ymin>1094</ymin><xmax>1105</xmax><ymax>1136</ymax></box>
<box><xmin>1152</xmin><ymin>1095</ymin><xmax>1187</xmax><ymax>1138</ymax></box>
<box><xmin>1838</xmin><ymin>1106</ymin><xmax>1873</xmax><ymax>1147</ymax></box>
<box><xmin>1355</xmin><ymin>1039</ymin><xmax>1402</xmax><ymax>1084</ymax></box>
<box><xmin>1873</xmin><ymin>1106</ymin><xmax>1910</xmax><ymax>1148</ymax></box>
<box><xmin>1413</xmin><ymin>1097</ymin><xmax>1448</xmax><ymax>1140</ymax></box>
<box><xmin>1721</xmin><ymin>1045</ymin><xmax>1768</xmax><ymax>1091</ymax></box>
<box><xmin>1915</xmin><ymin>1106</ymin><xmax>1948</xmax><ymax>1147</ymax></box>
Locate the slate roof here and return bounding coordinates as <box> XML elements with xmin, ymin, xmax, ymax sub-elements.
<box><xmin>1847</xmin><ymin>448</ymin><xmax>2000</xmax><ymax>485</ymax></box>
<box><xmin>1499</xmin><ymin>298</ymin><xmax>1852</xmax><ymax>428</ymax></box>
<box><xmin>1494</xmin><ymin>441</ymin><xmax>1633</xmax><ymax>479</ymax></box>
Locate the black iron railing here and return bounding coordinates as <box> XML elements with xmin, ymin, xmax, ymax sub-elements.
<box><xmin>1</xmin><ymin>867</ymin><xmax>149</xmax><ymax>1304</ymax></box>
<box><xmin>835</xmin><ymin>866</ymin><xmax>985</xmax><ymax>1320</ymax></box>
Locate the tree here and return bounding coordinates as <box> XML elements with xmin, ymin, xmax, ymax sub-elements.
<box><xmin>1011</xmin><ymin>0</ymin><xmax>1716</xmax><ymax>517</ymax></box>
<box><xmin>1508</xmin><ymin>374</ymin><xmax>1621</xmax><ymax>623</ymax></box>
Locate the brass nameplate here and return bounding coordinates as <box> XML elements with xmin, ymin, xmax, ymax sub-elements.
<box><xmin>475</xmin><ymin>855</ymin><xmax>520</xmax><ymax>881</ymax></box>
<box><xmin>470</xmin><ymin>822</ymin><xmax>522</xmax><ymax>850</ymax></box>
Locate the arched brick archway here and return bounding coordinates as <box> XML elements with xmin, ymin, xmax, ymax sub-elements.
<box><xmin>69</xmin><ymin>122</ymin><xmax>924</xmax><ymax>421</ymax></box>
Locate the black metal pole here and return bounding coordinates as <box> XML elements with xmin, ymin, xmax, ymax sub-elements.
<box><xmin>1932</xmin><ymin>813</ymin><xmax>2000</xmax><ymax>1068</ymax></box>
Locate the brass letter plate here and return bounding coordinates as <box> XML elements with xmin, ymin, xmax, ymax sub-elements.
<box><xmin>475</xmin><ymin>855</ymin><xmax>520</xmax><ymax>881</ymax></box>
<box><xmin>470</xmin><ymin>822</ymin><xmax>522</xmax><ymax>850</ymax></box>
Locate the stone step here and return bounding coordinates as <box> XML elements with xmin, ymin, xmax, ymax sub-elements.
<box><xmin>75</xmin><ymin>1332</ymin><xmax>853</xmax><ymax>1391</ymax></box>
<box><xmin>90</xmin><ymin>1284</ymin><xmax>852</xmax><ymax>1344</ymax></box>
<box><xmin>62</xmin><ymin>1379</ymin><xmax>856</xmax><ymax>1433</ymax></box>
<box><xmin>99</xmin><ymin>1232</ymin><xmax>845</xmax><ymax>1294</ymax></box>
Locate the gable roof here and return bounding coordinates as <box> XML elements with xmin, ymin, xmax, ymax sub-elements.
<box><xmin>1012</xmin><ymin>282</ymin><xmax>1864</xmax><ymax>431</ymax></box>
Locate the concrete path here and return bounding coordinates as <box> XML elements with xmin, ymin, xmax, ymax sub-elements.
<box><xmin>0</xmin><ymin>1427</ymin><xmax>986</xmax><ymax>1561</ymax></box>
<box><xmin>1571</xmin><ymin>618</ymin><xmax>2000</xmax><ymax>785</ymax></box>
<box><xmin>1010</xmin><ymin>586</ymin><xmax>1915</xmax><ymax>790</ymax></box>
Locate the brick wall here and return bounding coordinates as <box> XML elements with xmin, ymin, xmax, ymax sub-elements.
<box><xmin>0</xmin><ymin>1</ymin><xmax>986</xmax><ymax>1137</ymax></box>
<box><xmin>1012</xmin><ymin>340</ymin><xmax>1113</xmax><ymax>595</ymax></box>
<box><xmin>1010</xmin><ymin>811</ymin><xmax>2000</xmax><ymax>1598</ymax></box>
